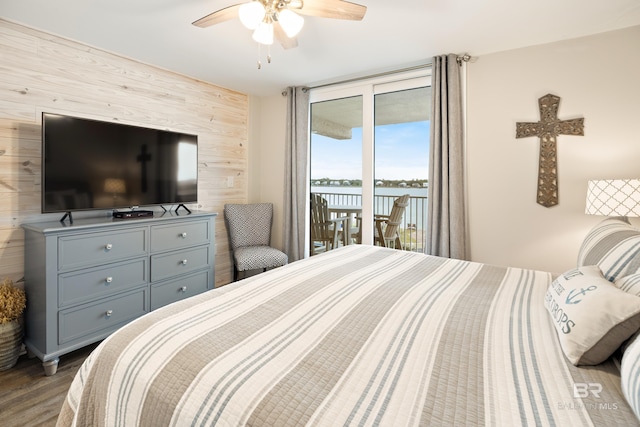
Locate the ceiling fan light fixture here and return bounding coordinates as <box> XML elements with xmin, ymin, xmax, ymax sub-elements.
<box><xmin>278</xmin><ymin>9</ymin><xmax>304</xmax><ymax>38</ymax></box>
<box><xmin>192</xmin><ymin>0</ymin><xmax>367</xmax><ymax>68</ymax></box>
<box><xmin>239</xmin><ymin>1</ymin><xmax>266</xmax><ymax>30</ymax></box>
<box><xmin>252</xmin><ymin>20</ymin><xmax>274</xmax><ymax>45</ymax></box>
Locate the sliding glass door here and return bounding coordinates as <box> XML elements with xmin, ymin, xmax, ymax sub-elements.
<box><xmin>309</xmin><ymin>96</ymin><xmax>363</xmax><ymax>254</ymax></box>
<box><xmin>309</xmin><ymin>71</ymin><xmax>431</xmax><ymax>253</ymax></box>
<box><xmin>310</xmin><ymin>96</ymin><xmax>363</xmax><ymax>197</ymax></box>
<box><xmin>373</xmin><ymin>84</ymin><xmax>430</xmax><ymax>251</ymax></box>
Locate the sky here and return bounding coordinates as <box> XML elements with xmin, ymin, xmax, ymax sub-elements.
<box><xmin>310</xmin><ymin>121</ymin><xmax>430</xmax><ymax>181</ymax></box>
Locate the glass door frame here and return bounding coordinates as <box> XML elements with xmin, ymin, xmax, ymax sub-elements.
<box><xmin>308</xmin><ymin>69</ymin><xmax>432</xmax><ymax>252</ymax></box>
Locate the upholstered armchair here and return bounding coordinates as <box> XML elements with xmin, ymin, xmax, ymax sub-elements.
<box><xmin>224</xmin><ymin>203</ymin><xmax>288</xmax><ymax>281</ymax></box>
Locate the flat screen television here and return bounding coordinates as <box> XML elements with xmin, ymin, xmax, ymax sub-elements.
<box><xmin>42</xmin><ymin>113</ymin><xmax>198</xmax><ymax>218</ymax></box>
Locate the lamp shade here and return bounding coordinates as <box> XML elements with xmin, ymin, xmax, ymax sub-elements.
<box><xmin>252</xmin><ymin>20</ymin><xmax>274</xmax><ymax>45</ymax></box>
<box><xmin>104</xmin><ymin>178</ymin><xmax>126</xmax><ymax>194</ymax></box>
<box><xmin>585</xmin><ymin>179</ymin><xmax>640</xmax><ymax>217</ymax></box>
<box><xmin>239</xmin><ymin>1</ymin><xmax>266</xmax><ymax>30</ymax></box>
<box><xmin>278</xmin><ymin>9</ymin><xmax>304</xmax><ymax>37</ymax></box>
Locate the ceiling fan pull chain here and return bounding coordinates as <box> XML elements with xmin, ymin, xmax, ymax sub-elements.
<box><xmin>257</xmin><ymin>43</ymin><xmax>262</xmax><ymax>69</ymax></box>
<box><xmin>267</xmin><ymin>45</ymin><xmax>272</xmax><ymax>64</ymax></box>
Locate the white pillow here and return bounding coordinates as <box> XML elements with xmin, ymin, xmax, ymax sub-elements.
<box><xmin>544</xmin><ymin>265</ymin><xmax>640</xmax><ymax>365</ymax></box>
<box><xmin>614</xmin><ymin>273</ymin><xmax>640</xmax><ymax>356</ymax></box>
<box><xmin>577</xmin><ymin>217</ymin><xmax>640</xmax><ymax>282</ymax></box>
<box><xmin>616</xmin><ymin>273</ymin><xmax>640</xmax><ymax>296</ymax></box>
<box><xmin>621</xmin><ymin>331</ymin><xmax>640</xmax><ymax>421</ymax></box>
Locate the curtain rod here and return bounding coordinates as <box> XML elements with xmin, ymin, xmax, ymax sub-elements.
<box><xmin>308</xmin><ymin>63</ymin><xmax>432</xmax><ymax>91</ymax></box>
<box><xmin>282</xmin><ymin>53</ymin><xmax>472</xmax><ymax>96</ymax></box>
<box><xmin>282</xmin><ymin>53</ymin><xmax>471</xmax><ymax>96</ymax></box>
<box><xmin>308</xmin><ymin>54</ymin><xmax>470</xmax><ymax>90</ymax></box>
<box><xmin>280</xmin><ymin>64</ymin><xmax>428</xmax><ymax>96</ymax></box>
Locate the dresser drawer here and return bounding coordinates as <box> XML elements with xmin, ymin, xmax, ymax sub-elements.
<box><xmin>150</xmin><ymin>220</ymin><xmax>210</xmax><ymax>253</ymax></box>
<box><xmin>58</xmin><ymin>258</ymin><xmax>148</xmax><ymax>307</ymax></box>
<box><xmin>58</xmin><ymin>288</ymin><xmax>148</xmax><ymax>345</ymax></box>
<box><xmin>58</xmin><ymin>228</ymin><xmax>147</xmax><ymax>271</ymax></box>
<box><xmin>150</xmin><ymin>270</ymin><xmax>210</xmax><ymax>310</ymax></box>
<box><xmin>150</xmin><ymin>245</ymin><xmax>210</xmax><ymax>282</ymax></box>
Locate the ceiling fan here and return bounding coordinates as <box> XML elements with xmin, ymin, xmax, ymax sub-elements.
<box><xmin>192</xmin><ymin>0</ymin><xmax>367</xmax><ymax>50</ymax></box>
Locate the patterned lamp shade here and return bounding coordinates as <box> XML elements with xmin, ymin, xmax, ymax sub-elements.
<box><xmin>104</xmin><ymin>178</ymin><xmax>126</xmax><ymax>194</ymax></box>
<box><xmin>585</xmin><ymin>179</ymin><xmax>640</xmax><ymax>217</ymax></box>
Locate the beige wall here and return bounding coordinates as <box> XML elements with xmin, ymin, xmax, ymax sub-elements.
<box><xmin>0</xmin><ymin>19</ymin><xmax>249</xmax><ymax>285</ymax></box>
<box><xmin>251</xmin><ymin>25</ymin><xmax>640</xmax><ymax>273</ymax></box>
<box><xmin>248</xmin><ymin>94</ymin><xmax>288</xmax><ymax>250</ymax></box>
<box><xmin>467</xmin><ymin>25</ymin><xmax>640</xmax><ymax>272</ymax></box>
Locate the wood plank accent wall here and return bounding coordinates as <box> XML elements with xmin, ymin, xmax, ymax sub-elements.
<box><xmin>0</xmin><ymin>19</ymin><xmax>247</xmax><ymax>286</ymax></box>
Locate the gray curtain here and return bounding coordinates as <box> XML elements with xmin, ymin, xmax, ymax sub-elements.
<box><xmin>427</xmin><ymin>54</ymin><xmax>467</xmax><ymax>259</ymax></box>
<box><xmin>283</xmin><ymin>86</ymin><xmax>309</xmax><ymax>261</ymax></box>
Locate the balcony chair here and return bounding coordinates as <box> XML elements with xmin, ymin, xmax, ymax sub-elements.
<box><xmin>310</xmin><ymin>194</ymin><xmax>349</xmax><ymax>255</ymax></box>
<box><xmin>374</xmin><ymin>194</ymin><xmax>410</xmax><ymax>249</ymax></box>
<box><xmin>224</xmin><ymin>203</ymin><xmax>288</xmax><ymax>281</ymax></box>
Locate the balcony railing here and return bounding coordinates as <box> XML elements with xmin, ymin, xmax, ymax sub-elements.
<box><xmin>311</xmin><ymin>191</ymin><xmax>427</xmax><ymax>252</ymax></box>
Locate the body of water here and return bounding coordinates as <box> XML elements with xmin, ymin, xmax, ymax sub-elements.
<box><xmin>311</xmin><ymin>186</ymin><xmax>428</xmax><ymax>197</ymax></box>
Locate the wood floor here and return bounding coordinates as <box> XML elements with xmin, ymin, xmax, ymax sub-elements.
<box><xmin>0</xmin><ymin>344</ymin><xmax>97</xmax><ymax>426</ymax></box>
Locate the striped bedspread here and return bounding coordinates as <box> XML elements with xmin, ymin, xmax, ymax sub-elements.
<box><xmin>57</xmin><ymin>245</ymin><xmax>639</xmax><ymax>426</ymax></box>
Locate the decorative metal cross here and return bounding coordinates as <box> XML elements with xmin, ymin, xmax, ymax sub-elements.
<box><xmin>516</xmin><ymin>94</ymin><xmax>584</xmax><ymax>207</ymax></box>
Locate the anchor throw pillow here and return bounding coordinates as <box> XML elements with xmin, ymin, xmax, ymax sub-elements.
<box><xmin>544</xmin><ymin>265</ymin><xmax>640</xmax><ymax>365</ymax></box>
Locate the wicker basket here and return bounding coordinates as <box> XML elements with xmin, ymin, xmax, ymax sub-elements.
<box><xmin>0</xmin><ymin>320</ymin><xmax>23</xmax><ymax>371</ymax></box>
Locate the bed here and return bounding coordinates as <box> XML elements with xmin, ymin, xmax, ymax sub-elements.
<box><xmin>57</xmin><ymin>218</ymin><xmax>640</xmax><ymax>426</ymax></box>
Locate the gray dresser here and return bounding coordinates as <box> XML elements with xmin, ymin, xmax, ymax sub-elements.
<box><xmin>22</xmin><ymin>211</ymin><xmax>216</xmax><ymax>375</ymax></box>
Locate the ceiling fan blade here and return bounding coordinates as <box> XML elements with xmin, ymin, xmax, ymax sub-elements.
<box><xmin>274</xmin><ymin>24</ymin><xmax>298</xmax><ymax>49</ymax></box>
<box><xmin>192</xmin><ymin>4</ymin><xmax>243</xmax><ymax>28</ymax></box>
<box><xmin>295</xmin><ymin>0</ymin><xmax>367</xmax><ymax>21</ymax></box>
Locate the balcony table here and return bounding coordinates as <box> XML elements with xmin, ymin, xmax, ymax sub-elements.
<box><xmin>328</xmin><ymin>205</ymin><xmax>362</xmax><ymax>245</ymax></box>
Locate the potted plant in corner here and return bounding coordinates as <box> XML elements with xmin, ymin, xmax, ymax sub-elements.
<box><xmin>0</xmin><ymin>278</ymin><xmax>26</xmax><ymax>370</ymax></box>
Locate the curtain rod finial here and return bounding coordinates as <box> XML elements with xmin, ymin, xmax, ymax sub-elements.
<box><xmin>282</xmin><ymin>87</ymin><xmax>309</xmax><ymax>97</ymax></box>
<box><xmin>456</xmin><ymin>53</ymin><xmax>471</xmax><ymax>65</ymax></box>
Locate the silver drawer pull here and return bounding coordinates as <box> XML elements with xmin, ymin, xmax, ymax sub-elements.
<box><xmin>105</xmin><ymin>310</ymin><xmax>113</xmax><ymax>318</ymax></box>
<box><xmin>105</xmin><ymin>277</ymin><xmax>113</xmax><ymax>284</ymax></box>
<box><xmin>181</xmin><ymin>259</ymin><xmax>188</xmax><ymax>265</ymax></box>
<box><xmin>180</xmin><ymin>286</ymin><xmax>187</xmax><ymax>293</ymax></box>
<box><xmin>105</xmin><ymin>243</ymin><xmax>113</xmax><ymax>251</ymax></box>
<box><xmin>180</xmin><ymin>232</ymin><xmax>188</xmax><ymax>238</ymax></box>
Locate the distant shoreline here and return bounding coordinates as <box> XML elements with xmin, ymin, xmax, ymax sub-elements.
<box><xmin>311</xmin><ymin>180</ymin><xmax>428</xmax><ymax>189</ymax></box>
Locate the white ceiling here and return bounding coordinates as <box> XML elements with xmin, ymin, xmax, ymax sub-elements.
<box><xmin>3</xmin><ymin>0</ymin><xmax>640</xmax><ymax>97</ymax></box>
